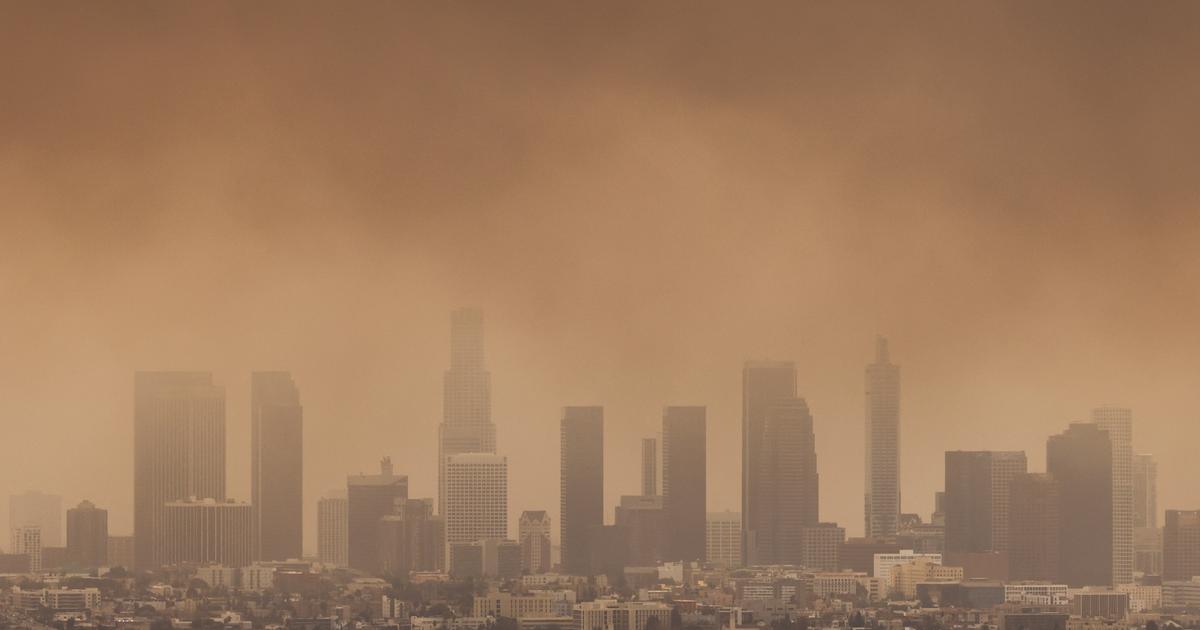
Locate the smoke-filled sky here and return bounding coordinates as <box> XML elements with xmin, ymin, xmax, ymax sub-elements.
<box><xmin>4</xmin><ymin>2</ymin><xmax>1200</xmax><ymax>553</ymax></box>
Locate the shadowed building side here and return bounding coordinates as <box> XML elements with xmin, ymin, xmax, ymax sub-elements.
<box><xmin>251</xmin><ymin>371</ymin><xmax>302</xmax><ymax>562</ymax></box>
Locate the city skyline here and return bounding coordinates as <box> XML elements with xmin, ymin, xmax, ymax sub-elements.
<box><xmin>4</xmin><ymin>2</ymin><xmax>1200</xmax><ymax>563</ymax></box>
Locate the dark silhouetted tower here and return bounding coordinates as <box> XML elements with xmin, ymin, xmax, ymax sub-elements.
<box><xmin>560</xmin><ymin>406</ymin><xmax>603</xmax><ymax>575</ymax></box>
<box><xmin>663</xmin><ymin>406</ymin><xmax>706</xmax><ymax>562</ymax></box>
<box><xmin>66</xmin><ymin>500</ymin><xmax>108</xmax><ymax>568</ymax></box>
<box><xmin>134</xmin><ymin>371</ymin><xmax>226</xmax><ymax>569</ymax></box>
<box><xmin>944</xmin><ymin>451</ymin><xmax>1027</xmax><ymax>554</ymax></box>
<box><xmin>1047</xmin><ymin>423</ymin><xmax>1113</xmax><ymax>587</ymax></box>
<box><xmin>756</xmin><ymin>398</ymin><xmax>819</xmax><ymax>565</ymax></box>
<box><xmin>347</xmin><ymin>457</ymin><xmax>408</xmax><ymax>573</ymax></box>
<box><xmin>251</xmin><ymin>371</ymin><xmax>302</xmax><ymax>561</ymax></box>
<box><xmin>1008</xmin><ymin>472</ymin><xmax>1059</xmax><ymax>581</ymax></box>
<box><xmin>1164</xmin><ymin>510</ymin><xmax>1200</xmax><ymax>581</ymax></box>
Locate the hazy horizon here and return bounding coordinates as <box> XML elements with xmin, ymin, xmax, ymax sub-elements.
<box><xmin>3</xmin><ymin>1</ymin><xmax>1200</xmax><ymax>555</ymax></box>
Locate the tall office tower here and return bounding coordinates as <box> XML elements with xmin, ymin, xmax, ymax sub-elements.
<box><xmin>706</xmin><ymin>511</ymin><xmax>742</xmax><ymax>568</ymax></box>
<box><xmin>379</xmin><ymin>498</ymin><xmax>445</xmax><ymax>575</ymax></box>
<box><xmin>944</xmin><ymin>451</ymin><xmax>1027</xmax><ymax>554</ymax></box>
<box><xmin>1047</xmin><ymin>423</ymin><xmax>1113</xmax><ymax>587</ymax></box>
<box><xmin>801</xmin><ymin>523</ymin><xmax>845</xmax><ymax>571</ymax></box>
<box><xmin>1163</xmin><ymin>510</ymin><xmax>1200</xmax><ymax>581</ymax></box>
<box><xmin>742</xmin><ymin>360</ymin><xmax>797</xmax><ymax>566</ymax></box>
<box><xmin>931</xmin><ymin>491</ymin><xmax>946</xmax><ymax>526</ymax></box>
<box><xmin>1092</xmin><ymin>406</ymin><xmax>1134</xmax><ymax>585</ymax></box>
<box><xmin>663</xmin><ymin>406</ymin><xmax>706</xmax><ymax>562</ymax></box>
<box><xmin>755</xmin><ymin>398</ymin><xmax>819</xmax><ymax>565</ymax></box>
<box><xmin>134</xmin><ymin>371</ymin><xmax>226</xmax><ymax>569</ymax></box>
<box><xmin>438</xmin><ymin>308</ymin><xmax>496</xmax><ymax>515</ymax></box>
<box><xmin>1133</xmin><ymin>454</ymin><xmax>1158</xmax><ymax>529</ymax></box>
<box><xmin>251</xmin><ymin>371</ymin><xmax>303</xmax><ymax>561</ymax></box>
<box><xmin>519</xmin><ymin>510</ymin><xmax>552</xmax><ymax>574</ymax></box>
<box><xmin>1008</xmin><ymin>473</ymin><xmax>1060</xmax><ymax>581</ymax></box>
<box><xmin>641</xmin><ymin>437</ymin><xmax>658</xmax><ymax>497</ymax></box>
<box><xmin>11</xmin><ymin>525</ymin><xmax>42</xmax><ymax>573</ymax></box>
<box><xmin>445</xmin><ymin>453</ymin><xmax>508</xmax><ymax>568</ymax></box>
<box><xmin>864</xmin><ymin>336</ymin><xmax>901</xmax><ymax>539</ymax></box>
<box><xmin>66</xmin><ymin>500</ymin><xmax>108</xmax><ymax>568</ymax></box>
<box><xmin>1134</xmin><ymin>526</ymin><xmax>1163</xmax><ymax>576</ymax></box>
<box><xmin>560</xmin><ymin>406</ymin><xmax>604</xmax><ymax>575</ymax></box>
<box><xmin>317</xmin><ymin>490</ymin><xmax>349</xmax><ymax>567</ymax></box>
<box><xmin>615</xmin><ymin>494</ymin><xmax>665</xmax><ymax>566</ymax></box>
<box><xmin>347</xmin><ymin>457</ymin><xmax>408</xmax><ymax>573</ymax></box>
<box><xmin>9</xmin><ymin>491</ymin><xmax>63</xmax><ymax>548</ymax></box>
<box><xmin>106</xmin><ymin>535</ymin><xmax>135</xmax><ymax>569</ymax></box>
<box><xmin>158</xmin><ymin>498</ymin><xmax>252</xmax><ymax>568</ymax></box>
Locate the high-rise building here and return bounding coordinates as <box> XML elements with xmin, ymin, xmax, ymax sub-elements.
<box><xmin>519</xmin><ymin>510</ymin><xmax>552</xmax><ymax>574</ymax></box>
<box><xmin>560</xmin><ymin>406</ymin><xmax>604</xmax><ymax>575</ymax></box>
<box><xmin>133</xmin><ymin>371</ymin><xmax>226</xmax><ymax>569</ymax></box>
<box><xmin>11</xmin><ymin>525</ymin><xmax>42</xmax><ymax>573</ymax></box>
<box><xmin>706</xmin><ymin>511</ymin><xmax>741</xmax><ymax>568</ymax></box>
<box><xmin>742</xmin><ymin>360</ymin><xmax>797</xmax><ymax>566</ymax></box>
<box><xmin>438</xmin><ymin>308</ymin><xmax>496</xmax><ymax>515</ymax></box>
<box><xmin>1008</xmin><ymin>472</ymin><xmax>1059</xmax><ymax>581</ymax></box>
<box><xmin>1047</xmin><ymin>423</ymin><xmax>1113</xmax><ymax>587</ymax></box>
<box><xmin>641</xmin><ymin>437</ymin><xmax>658</xmax><ymax>497</ymax></box>
<box><xmin>66</xmin><ymin>501</ymin><xmax>108</xmax><ymax>568</ymax></box>
<box><xmin>317</xmin><ymin>490</ymin><xmax>348</xmax><ymax>567</ymax></box>
<box><xmin>864</xmin><ymin>337</ymin><xmax>901</xmax><ymax>540</ymax></box>
<box><xmin>251</xmin><ymin>371</ymin><xmax>303</xmax><ymax>561</ymax></box>
<box><xmin>1133</xmin><ymin>454</ymin><xmax>1157</xmax><ymax>529</ymax></box>
<box><xmin>106</xmin><ymin>535</ymin><xmax>135</xmax><ymax>569</ymax></box>
<box><xmin>379</xmin><ymin>498</ymin><xmax>444</xmax><ymax>576</ymax></box>
<box><xmin>615</xmin><ymin>494</ymin><xmax>665</xmax><ymax>566</ymax></box>
<box><xmin>1163</xmin><ymin>510</ymin><xmax>1200</xmax><ymax>581</ymax></box>
<box><xmin>755</xmin><ymin>398</ymin><xmax>820</xmax><ymax>565</ymax></box>
<box><xmin>9</xmin><ymin>491</ymin><xmax>63</xmax><ymax>549</ymax></box>
<box><xmin>663</xmin><ymin>406</ymin><xmax>706</xmax><ymax>562</ymax></box>
<box><xmin>158</xmin><ymin>498</ymin><xmax>252</xmax><ymax>568</ymax></box>
<box><xmin>347</xmin><ymin>457</ymin><xmax>408</xmax><ymax>573</ymax></box>
<box><xmin>1092</xmin><ymin>406</ymin><xmax>1134</xmax><ymax>585</ymax></box>
<box><xmin>1134</xmin><ymin>526</ymin><xmax>1162</xmax><ymax>577</ymax></box>
<box><xmin>801</xmin><ymin>523</ymin><xmax>845</xmax><ymax>571</ymax></box>
<box><xmin>445</xmin><ymin>453</ymin><xmax>508</xmax><ymax>568</ymax></box>
<box><xmin>944</xmin><ymin>451</ymin><xmax>1027</xmax><ymax>554</ymax></box>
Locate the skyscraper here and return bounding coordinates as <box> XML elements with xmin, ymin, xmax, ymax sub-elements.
<box><xmin>1008</xmin><ymin>472</ymin><xmax>1060</xmax><ymax>581</ymax></box>
<box><xmin>133</xmin><ymin>371</ymin><xmax>226</xmax><ymax>569</ymax></box>
<box><xmin>519</xmin><ymin>510</ymin><xmax>552</xmax><ymax>574</ymax></box>
<box><xmin>755</xmin><ymin>398</ymin><xmax>819</xmax><ymax>565</ymax></box>
<box><xmin>1047</xmin><ymin>423</ymin><xmax>1113</xmax><ymax>587</ymax></box>
<box><xmin>706</xmin><ymin>511</ymin><xmax>742</xmax><ymax>568</ymax></box>
<box><xmin>10</xmin><ymin>525</ymin><xmax>42</xmax><ymax>573</ymax></box>
<box><xmin>1163</xmin><ymin>510</ymin><xmax>1200</xmax><ymax>582</ymax></box>
<box><xmin>159</xmin><ymin>498</ymin><xmax>252</xmax><ymax>568</ymax></box>
<box><xmin>445</xmin><ymin>453</ymin><xmax>508</xmax><ymax>568</ymax></box>
<box><xmin>251</xmin><ymin>371</ymin><xmax>303</xmax><ymax>562</ymax></box>
<box><xmin>641</xmin><ymin>437</ymin><xmax>658</xmax><ymax>497</ymax></box>
<box><xmin>9</xmin><ymin>491</ymin><xmax>63</xmax><ymax>549</ymax></box>
<box><xmin>663</xmin><ymin>406</ymin><xmax>706</xmax><ymax>562</ymax></box>
<box><xmin>864</xmin><ymin>337</ymin><xmax>901</xmax><ymax>539</ymax></box>
<box><xmin>560</xmin><ymin>406</ymin><xmax>604</xmax><ymax>575</ymax></box>
<box><xmin>438</xmin><ymin>308</ymin><xmax>496</xmax><ymax>515</ymax></box>
<box><xmin>347</xmin><ymin>457</ymin><xmax>408</xmax><ymax>573</ymax></box>
<box><xmin>317</xmin><ymin>490</ymin><xmax>349</xmax><ymax>567</ymax></box>
<box><xmin>742</xmin><ymin>360</ymin><xmax>797</xmax><ymax>566</ymax></box>
<box><xmin>1133</xmin><ymin>453</ymin><xmax>1157</xmax><ymax>529</ymax></box>
<box><xmin>379</xmin><ymin>498</ymin><xmax>444</xmax><ymax>575</ymax></box>
<box><xmin>1092</xmin><ymin>406</ymin><xmax>1133</xmax><ymax>585</ymax></box>
<box><xmin>944</xmin><ymin>451</ymin><xmax>1027</xmax><ymax>554</ymax></box>
<box><xmin>66</xmin><ymin>500</ymin><xmax>108</xmax><ymax>568</ymax></box>
<box><xmin>615</xmin><ymin>494</ymin><xmax>665</xmax><ymax>566</ymax></box>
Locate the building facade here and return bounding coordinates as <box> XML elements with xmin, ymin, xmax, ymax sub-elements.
<box><xmin>9</xmin><ymin>491</ymin><xmax>63</xmax><ymax>549</ymax></box>
<box><xmin>641</xmin><ymin>437</ymin><xmax>658</xmax><ymax>497</ymax></box>
<box><xmin>560</xmin><ymin>406</ymin><xmax>604</xmax><ymax>575</ymax></box>
<box><xmin>439</xmin><ymin>308</ymin><xmax>496</xmax><ymax>515</ymax></box>
<box><xmin>317</xmin><ymin>490</ymin><xmax>348</xmax><ymax>567</ymax></box>
<box><xmin>250</xmin><ymin>371</ymin><xmax>303</xmax><ymax>562</ymax></box>
<box><xmin>11</xmin><ymin>525</ymin><xmax>42</xmax><ymax>573</ymax></box>
<box><xmin>66</xmin><ymin>500</ymin><xmax>108</xmax><ymax>568</ymax></box>
<box><xmin>1008</xmin><ymin>472</ymin><xmax>1060</xmax><ymax>581</ymax></box>
<box><xmin>347</xmin><ymin>458</ymin><xmax>408</xmax><ymax>572</ymax></box>
<box><xmin>1047</xmin><ymin>423</ymin><xmax>1113</xmax><ymax>587</ymax></box>
<box><xmin>742</xmin><ymin>360</ymin><xmax>797</xmax><ymax>566</ymax></box>
<box><xmin>1091</xmin><ymin>406</ymin><xmax>1134</xmax><ymax>586</ymax></box>
<box><xmin>446</xmin><ymin>453</ymin><xmax>508</xmax><ymax>568</ymax></box>
<box><xmin>379</xmin><ymin>498</ymin><xmax>445</xmax><ymax>575</ymax></box>
<box><xmin>706</xmin><ymin>511</ymin><xmax>741</xmax><ymax>568</ymax></box>
<box><xmin>755</xmin><ymin>397</ymin><xmax>819</xmax><ymax>565</ymax></box>
<box><xmin>519</xmin><ymin>510</ymin><xmax>552</xmax><ymax>574</ymax></box>
<box><xmin>864</xmin><ymin>337</ymin><xmax>901</xmax><ymax>539</ymax></box>
<box><xmin>158</xmin><ymin>498</ymin><xmax>252</xmax><ymax>567</ymax></box>
<box><xmin>133</xmin><ymin>371</ymin><xmax>226</xmax><ymax>569</ymax></box>
<box><xmin>944</xmin><ymin>451</ymin><xmax>1027</xmax><ymax>554</ymax></box>
<box><xmin>1164</xmin><ymin>510</ymin><xmax>1200</xmax><ymax>581</ymax></box>
<box><xmin>662</xmin><ymin>406</ymin><xmax>706</xmax><ymax>562</ymax></box>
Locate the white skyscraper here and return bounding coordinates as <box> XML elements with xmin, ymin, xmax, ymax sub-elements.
<box><xmin>9</xmin><ymin>491</ymin><xmax>62</xmax><ymax>548</ymax></box>
<box><xmin>706</xmin><ymin>511</ymin><xmax>742</xmax><ymax>568</ymax></box>
<box><xmin>1093</xmin><ymin>405</ymin><xmax>1134</xmax><ymax>585</ymax></box>
<box><xmin>11</xmin><ymin>524</ymin><xmax>43</xmax><ymax>573</ymax></box>
<box><xmin>445</xmin><ymin>453</ymin><xmax>508</xmax><ymax>568</ymax></box>
<box><xmin>438</xmin><ymin>308</ymin><xmax>496</xmax><ymax>515</ymax></box>
<box><xmin>317</xmin><ymin>490</ymin><xmax>348</xmax><ymax>567</ymax></box>
<box><xmin>865</xmin><ymin>336</ymin><xmax>901</xmax><ymax>539</ymax></box>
